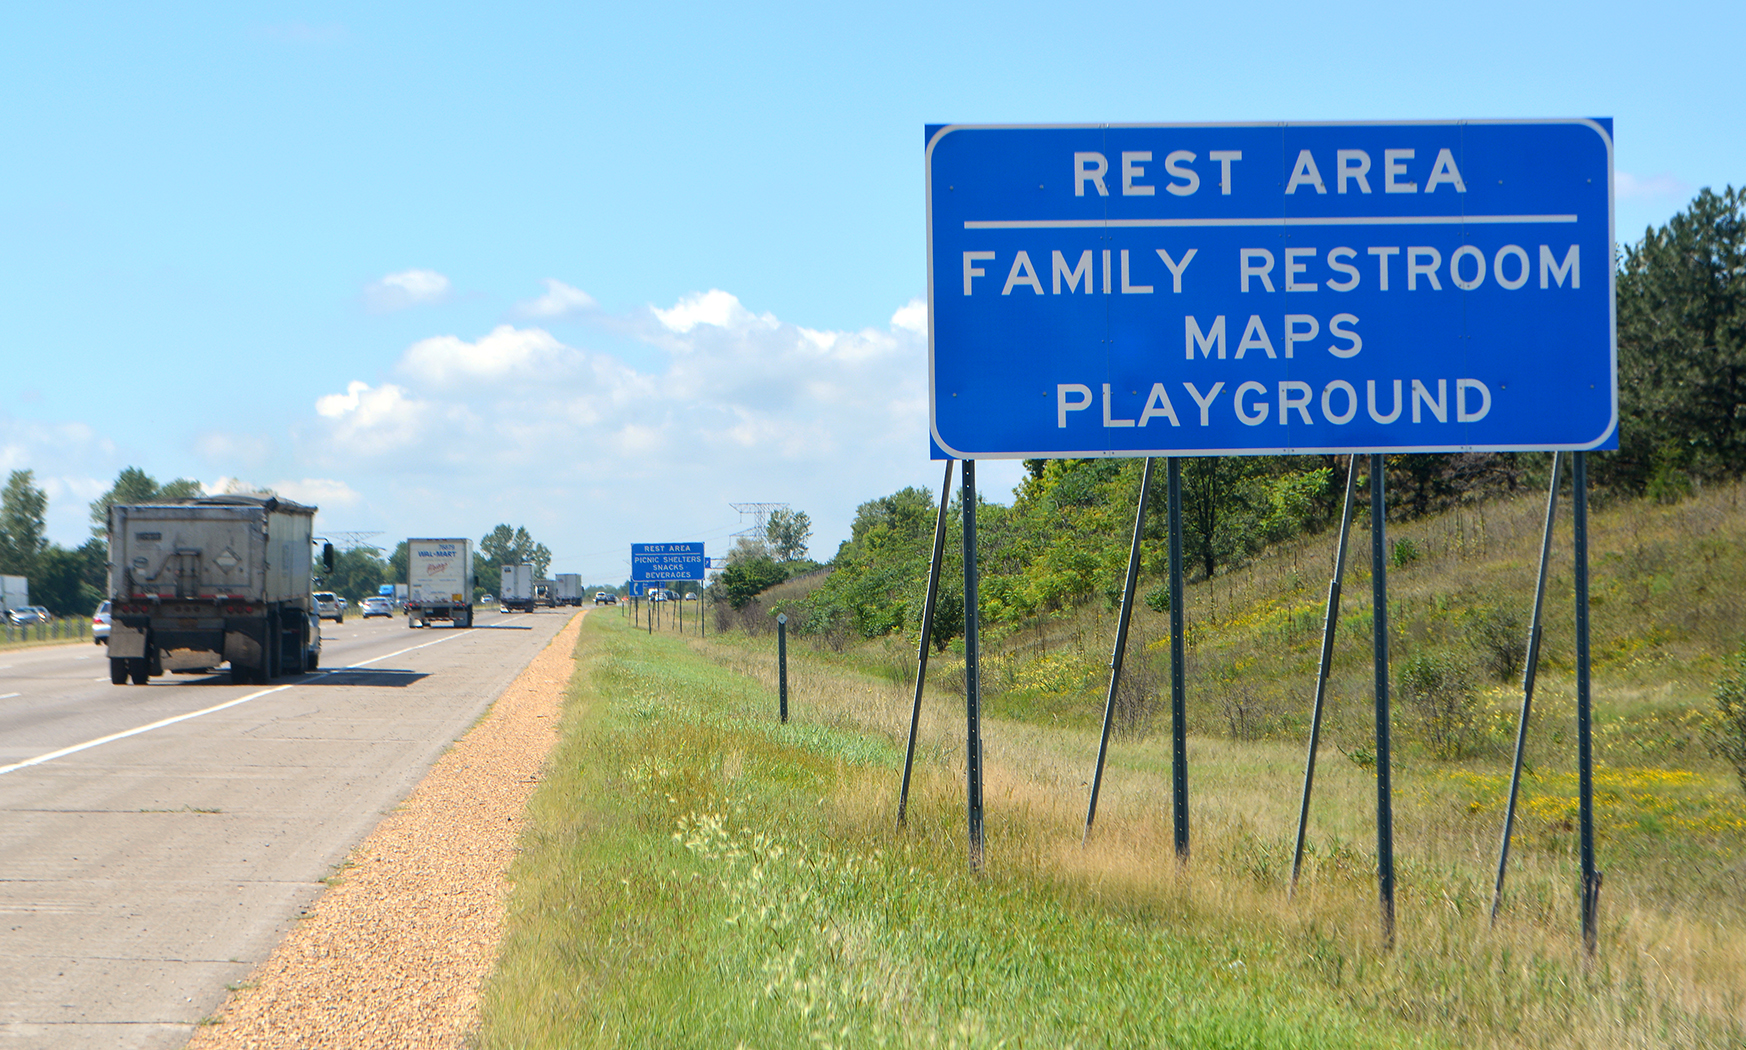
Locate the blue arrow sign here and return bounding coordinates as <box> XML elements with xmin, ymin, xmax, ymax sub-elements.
<box><xmin>631</xmin><ymin>542</ymin><xmax>706</xmax><ymax>582</ymax></box>
<box><xmin>926</xmin><ymin>120</ymin><xmax>1616</xmax><ymax>458</ymax></box>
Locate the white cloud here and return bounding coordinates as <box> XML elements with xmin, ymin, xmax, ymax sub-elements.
<box><xmin>294</xmin><ymin>287</ymin><xmax>1033</xmax><ymax>585</ymax></box>
<box><xmin>364</xmin><ymin>269</ymin><xmax>452</xmax><ymax>312</ymax></box>
<box><xmin>1616</xmin><ymin>171</ymin><xmax>1689</xmax><ymax>202</ymax></box>
<box><xmin>513</xmin><ymin>278</ymin><xmax>597</xmax><ymax>319</ymax></box>
<box><xmin>891</xmin><ymin>298</ymin><xmax>927</xmax><ymax>334</ymax></box>
<box><xmin>652</xmin><ymin>289</ymin><xmax>762</xmax><ymax>333</ymax></box>
<box><xmin>271</xmin><ymin>478</ymin><xmax>361</xmax><ymax>508</ymax></box>
<box><xmin>398</xmin><ymin>325</ymin><xmax>577</xmax><ymax>386</ymax></box>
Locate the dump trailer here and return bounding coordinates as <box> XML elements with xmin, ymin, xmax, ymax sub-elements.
<box><xmin>107</xmin><ymin>496</ymin><xmax>328</xmax><ymax>686</ymax></box>
<box><xmin>406</xmin><ymin>538</ymin><xmax>475</xmax><ymax>628</ymax></box>
<box><xmin>533</xmin><ymin>580</ymin><xmax>555</xmax><ymax>607</ymax></box>
<box><xmin>500</xmin><ymin>564</ymin><xmax>534</xmax><ymax>612</ymax></box>
<box><xmin>554</xmin><ymin>574</ymin><xmax>582</xmax><ymax>606</ymax></box>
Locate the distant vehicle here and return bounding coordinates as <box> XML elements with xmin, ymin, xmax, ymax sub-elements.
<box><xmin>500</xmin><ymin>565</ymin><xmax>535</xmax><ymax>612</ymax></box>
<box><xmin>593</xmin><ymin>591</ymin><xmax>615</xmax><ymax>605</ymax></box>
<box><xmin>481</xmin><ymin>594</ymin><xmax>495</xmax><ymax>603</ymax></box>
<box><xmin>1</xmin><ymin>574</ymin><xmax>28</xmax><ymax>620</ymax></box>
<box><xmin>406</xmin><ymin>538</ymin><xmax>476</xmax><ymax>628</ymax></box>
<box><xmin>649</xmin><ymin>588</ymin><xmax>678</xmax><ymax>602</ymax></box>
<box><xmin>554</xmin><ymin>574</ymin><xmax>583</xmax><ymax>606</ymax></box>
<box><xmin>362</xmin><ymin>596</ymin><xmax>393</xmax><ymax>618</ymax></box>
<box><xmin>337</xmin><ymin>597</ymin><xmax>349</xmax><ymax>609</ymax></box>
<box><xmin>107</xmin><ymin>495</ymin><xmax>325</xmax><ymax>685</ymax></box>
<box><xmin>685</xmin><ymin>592</ymin><xmax>700</xmax><ymax>600</ymax></box>
<box><xmin>314</xmin><ymin>592</ymin><xmax>344</xmax><ymax>623</ymax></box>
<box><xmin>93</xmin><ymin>600</ymin><xmax>112</xmax><ymax>644</ymax></box>
<box><xmin>7</xmin><ymin>606</ymin><xmax>45</xmax><ymax>626</ymax></box>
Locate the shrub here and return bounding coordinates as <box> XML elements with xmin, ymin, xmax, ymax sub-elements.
<box><xmin>1398</xmin><ymin>651</ymin><xmax>1483</xmax><ymax>759</ymax></box>
<box><xmin>1704</xmin><ymin>646</ymin><xmax>1746</xmax><ymax>795</ymax></box>
<box><xmin>1467</xmin><ymin>605</ymin><xmax>1528</xmax><ymax>683</ymax></box>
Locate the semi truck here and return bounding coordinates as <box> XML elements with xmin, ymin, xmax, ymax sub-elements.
<box><xmin>533</xmin><ymin>580</ymin><xmax>555</xmax><ymax>607</ymax></box>
<box><xmin>500</xmin><ymin>564</ymin><xmax>534</xmax><ymax>612</ymax></box>
<box><xmin>406</xmin><ymin>538</ymin><xmax>475</xmax><ymax>628</ymax></box>
<box><xmin>106</xmin><ymin>495</ymin><xmax>328</xmax><ymax>685</ymax></box>
<box><xmin>553</xmin><ymin>573</ymin><xmax>582</xmax><ymax>606</ymax></box>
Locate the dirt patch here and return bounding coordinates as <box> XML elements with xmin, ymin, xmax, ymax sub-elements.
<box><xmin>186</xmin><ymin>610</ymin><xmax>584</xmax><ymax>1050</ymax></box>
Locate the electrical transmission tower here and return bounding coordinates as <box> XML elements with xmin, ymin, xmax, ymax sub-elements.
<box><xmin>728</xmin><ymin>502</ymin><xmax>788</xmax><ymax>544</ymax></box>
<box><xmin>326</xmin><ymin>530</ymin><xmax>386</xmax><ymax>552</ymax></box>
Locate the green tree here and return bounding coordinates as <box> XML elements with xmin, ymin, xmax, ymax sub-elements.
<box><xmin>1608</xmin><ymin>185</ymin><xmax>1746</xmax><ymax>494</ymax></box>
<box><xmin>718</xmin><ymin>556</ymin><xmax>787</xmax><ymax>609</ymax></box>
<box><xmin>765</xmin><ymin>508</ymin><xmax>812</xmax><ymax>562</ymax></box>
<box><xmin>88</xmin><ymin>467</ymin><xmax>203</xmax><ymax>536</ymax></box>
<box><xmin>322</xmin><ymin>547</ymin><xmax>389</xmax><ymax>603</ymax></box>
<box><xmin>389</xmin><ymin>541</ymin><xmax>409</xmax><ymax>586</ymax></box>
<box><xmin>479</xmin><ymin>525</ymin><xmax>551</xmax><ymax>579</ymax></box>
<box><xmin>0</xmin><ymin>470</ymin><xmax>49</xmax><ymax>577</ymax></box>
<box><xmin>30</xmin><ymin>544</ymin><xmax>104</xmax><ymax>617</ymax></box>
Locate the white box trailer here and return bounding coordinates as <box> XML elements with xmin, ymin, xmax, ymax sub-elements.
<box><xmin>406</xmin><ymin>538</ymin><xmax>474</xmax><ymax>628</ymax></box>
<box><xmin>500</xmin><ymin>564</ymin><xmax>534</xmax><ymax>612</ymax></box>
<box><xmin>553</xmin><ymin>573</ymin><xmax>582</xmax><ymax>606</ymax></box>
<box><xmin>107</xmin><ymin>496</ymin><xmax>327</xmax><ymax>685</ymax></box>
<box><xmin>0</xmin><ymin>575</ymin><xmax>27</xmax><ymax>616</ymax></box>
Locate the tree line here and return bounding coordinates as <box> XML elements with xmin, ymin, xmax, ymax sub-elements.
<box><xmin>0</xmin><ymin>467</ymin><xmax>564</xmax><ymax>612</ymax></box>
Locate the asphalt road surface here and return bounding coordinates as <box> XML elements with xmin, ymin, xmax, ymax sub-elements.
<box><xmin>0</xmin><ymin>606</ymin><xmax>578</xmax><ymax>1050</ymax></box>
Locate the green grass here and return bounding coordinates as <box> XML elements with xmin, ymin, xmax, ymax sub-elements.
<box><xmin>480</xmin><ymin>482</ymin><xmax>1746</xmax><ymax>1048</ymax></box>
<box><xmin>477</xmin><ymin>619</ymin><xmax>1442</xmax><ymax>1049</ymax></box>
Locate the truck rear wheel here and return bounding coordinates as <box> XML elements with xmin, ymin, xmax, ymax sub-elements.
<box><xmin>110</xmin><ymin>658</ymin><xmax>128</xmax><ymax>685</ymax></box>
<box><xmin>129</xmin><ymin>659</ymin><xmax>149</xmax><ymax>685</ymax></box>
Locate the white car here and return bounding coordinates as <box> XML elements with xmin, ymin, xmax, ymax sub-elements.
<box><xmin>313</xmin><ymin>591</ymin><xmax>344</xmax><ymax>623</ymax></box>
<box><xmin>362</xmin><ymin>596</ymin><xmax>393</xmax><ymax>618</ymax></box>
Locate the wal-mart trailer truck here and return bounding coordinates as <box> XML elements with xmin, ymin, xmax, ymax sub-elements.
<box><xmin>107</xmin><ymin>496</ymin><xmax>329</xmax><ymax>685</ymax></box>
<box><xmin>406</xmin><ymin>538</ymin><xmax>474</xmax><ymax>628</ymax></box>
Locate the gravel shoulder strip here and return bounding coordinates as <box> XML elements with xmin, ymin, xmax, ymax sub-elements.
<box><xmin>185</xmin><ymin>611</ymin><xmax>585</xmax><ymax>1050</ymax></box>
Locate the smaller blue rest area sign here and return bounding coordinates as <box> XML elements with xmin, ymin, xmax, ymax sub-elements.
<box><xmin>631</xmin><ymin>542</ymin><xmax>706</xmax><ymax>582</ymax></box>
<box><xmin>925</xmin><ymin>120</ymin><xmax>1617</xmax><ymax>458</ymax></box>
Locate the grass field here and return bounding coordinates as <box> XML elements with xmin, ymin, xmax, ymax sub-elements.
<box><xmin>478</xmin><ymin>482</ymin><xmax>1746</xmax><ymax>1048</ymax></box>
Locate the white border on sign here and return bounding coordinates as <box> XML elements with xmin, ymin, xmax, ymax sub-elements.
<box><xmin>923</xmin><ymin>119</ymin><xmax>1618</xmax><ymax>460</ymax></box>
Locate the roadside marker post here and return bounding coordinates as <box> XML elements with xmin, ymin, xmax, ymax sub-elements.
<box><xmin>777</xmin><ymin>613</ymin><xmax>789</xmax><ymax>724</ymax></box>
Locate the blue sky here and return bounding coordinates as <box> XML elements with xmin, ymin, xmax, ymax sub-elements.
<box><xmin>3</xmin><ymin>1</ymin><xmax>1738</xmax><ymax>582</ymax></box>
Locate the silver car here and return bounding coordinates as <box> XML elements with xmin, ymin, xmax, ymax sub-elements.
<box><xmin>313</xmin><ymin>591</ymin><xmax>344</xmax><ymax>623</ymax></box>
<box><xmin>93</xmin><ymin>600</ymin><xmax>112</xmax><ymax>644</ymax></box>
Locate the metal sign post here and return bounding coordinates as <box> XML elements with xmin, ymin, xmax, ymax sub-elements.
<box><xmin>1085</xmin><ymin>458</ymin><xmax>1156</xmax><ymax>841</ymax></box>
<box><xmin>1168</xmin><ymin>458</ymin><xmax>1187</xmax><ymax>861</ymax></box>
<box><xmin>1371</xmin><ymin>454</ymin><xmax>1396</xmax><ymax>948</ymax></box>
<box><xmin>1491</xmin><ymin>452</ymin><xmax>1562</xmax><ymax>922</ymax></box>
<box><xmin>898</xmin><ymin>460</ymin><xmax>956</xmax><ymax>830</ymax></box>
<box><xmin>1290</xmin><ymin>454</ymin><xmax>1360</xmax><ymax>895</ymax></box>
<box><xmin>1575</xmin><ymin>453</ymin><xmax>1600</xmax><ymax>958</ymax></box>
<box><xmin>963</xmin><ymin>460</ymin><xmax>985</xmax><ymax>871</ymax></box>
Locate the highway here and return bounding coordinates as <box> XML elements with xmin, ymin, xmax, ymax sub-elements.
<box><xmin>0</xmin><ymin>606</ymin><xmax>578</xmax><ymax>1050</ymax></box>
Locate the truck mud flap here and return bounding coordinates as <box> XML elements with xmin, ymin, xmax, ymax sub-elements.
<box><xmin>223</xmin><ymin>630</ymin><xmax>262</xmax><ymax>669</ymax></box>
<box><xmin>109</xmin><ymin>625</ymin><xmax>148</xmax><ymax>659</ymax></box>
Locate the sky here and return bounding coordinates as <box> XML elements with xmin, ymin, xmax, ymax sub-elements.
<box><xmin>3</xmin><ymin>0</ymin><xmax>1739</xmax><ymax>584</ymax></box>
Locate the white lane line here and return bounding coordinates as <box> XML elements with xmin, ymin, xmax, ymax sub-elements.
<box><xmin>0</xmin><ymin>685</ymin><xmax>294</xmax><ymax>777</ymax></box>
<box><xmin>0</xmin><ymin>692</ymin><xmax>19</xmax><ymax>700</ymax></box>
<box><xmin>0</xmin><ymin>629</ymin><xmax>472</xmax><ymax>777</ymax></box>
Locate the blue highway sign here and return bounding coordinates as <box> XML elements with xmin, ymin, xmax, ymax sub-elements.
<box><xmin>926</xmin><ymin>120</ymin><xmax>1616</xmax><ymax>458</ymax></box>
<box><xmin>631</xmin><ymin>542</ymin><xmax>706</xmax><ymax>582</ymax></box>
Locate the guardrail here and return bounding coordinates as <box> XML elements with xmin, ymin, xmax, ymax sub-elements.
<box><xmin>1</xmin><ymin>618</ymin><xmax>92</xmax><ymax>645</ymax></box>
